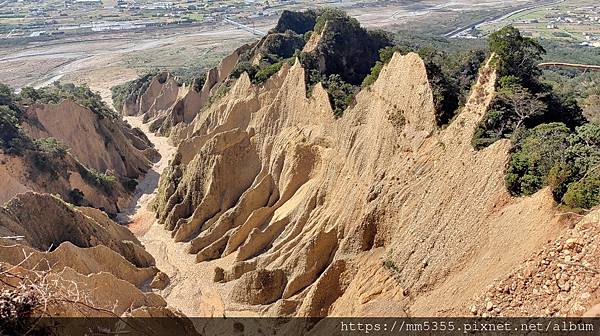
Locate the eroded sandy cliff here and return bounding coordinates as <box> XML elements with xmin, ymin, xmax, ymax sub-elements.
<box><xmin>0</xmin><ymin>99</ymin><xmax>158</xmax><ymax>214</ymax></box>
<box><xmin>141</xmin><ymin>50</ymin><xmax>582</xmax><ymax>317</ymax></box>
<box><xmin>0</xmin><ymin>193</ymin><xmax>181</xmax><ymax>319</ymax></box>
<box><xmin>122</xmin><ymin>45</ymin><xmax>251</xmax><ymax>137</ymax></box>
<box><xmin>23</xmin><ymin>100</ymin><xmax>156</xmax><ymax>178</ymax></box>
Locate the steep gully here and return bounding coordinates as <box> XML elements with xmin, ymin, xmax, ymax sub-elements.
<box><xmin>117</xmin><ymin>116</ymin><xmax>232</xmax><ymax>317</ymax></box>
<box><xmin>106</xmin><ymin>52</ymin><xmax>600</xmax><ymax>319</ymax></box>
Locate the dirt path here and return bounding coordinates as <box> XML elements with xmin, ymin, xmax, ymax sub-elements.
<box><xmin>116</xmin><ymin>116</ymin><xmax>175</xmax><ymax>229</ymax></box>
<box><xmin>116</xmin><ymin>116</ymin><xmax>235</xmax><ymax>318</ymax></box>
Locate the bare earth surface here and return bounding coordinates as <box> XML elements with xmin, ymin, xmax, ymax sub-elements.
<box><xmin>117</xmin><ymin>116</ymin><xmax>176</xmax><ymax>228</ymax></box>
<box><xmin>119</xmin><ymin>116</ymin><xmax>237</xmax><ymax>319</ymax></box>
<box><xmin>8</xmin><ymin>0</ymin><xmax>585</xmax><ymax>320</ymax></box>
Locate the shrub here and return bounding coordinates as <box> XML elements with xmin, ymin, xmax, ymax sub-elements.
<box><xmin>21</xmin><ymin>83</ymin><xmax>116</xmax><ymax>119</ymax></box>
<box><xmin>34</xmin><ymin>137</ymin><xmax>67</xmax><ymax>158</ymax></box>
<box><xmin>208</xmin><ymin>78</ymin><xmax>235</xmax><ymax>105</ymax></box>
<box><xmin>505</xmin><ymin>123</ymin><xmax>570</xmax><ymax>196</ymax></box>
<box><xmin>498</xmin><ymin>75</ymin><xmax>521</xmax><ymax>89</ymax></box>
<box><xmin>0</xmin><ymin>85</ymin><xmax>32</xmax><ymax>155</ymax></box>
<box><xmin>361</xmin><ymin>61</ymin><xmax>384</xmax><ymax>88</ymax></box>
<box><xmin>562</xmin><ymin>174</ymin><xmax>600</xmax><ymax>209</ymax></box>
<box><xmin>26</xmin><ymin>138</ymin><xmax>68</xmax><ymax>175</ymax></box>
<box><xmin>68</xmin><ymin>188</ymin><xmax>86</xmax><ymax>206</ymax></box>
<box><xmin>322</xmin><ymin>74</ymin><xmax>358</xmax><ymax>118</ymax></box>
<box><xmin>302</xmin><ymin>69</ymin><xmax>357</xmax><ymax>117</ymax></box>
<box><xmin>254</xmin><ymin>61</ymin><xmax>284</xmax><ymax>84</ymax></box>
<box><xmin>230</xmin><ymin>61</ymin><xmax>258</xmax><ymax>80</ymax></box>
<box><xmin>304</xmin><ymin>31</ymin><xmax>312</xmax><ymax>42</ymax></box>
<box><xmin>79</xmin><ymin>166</ymin><xmax>117</xmax><ymax>194</ymax></box>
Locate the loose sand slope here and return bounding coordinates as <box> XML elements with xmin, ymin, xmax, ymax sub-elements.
<box><xmin>140</xmin><ymin>52</ymin><xmax>575</xmax><ymax>317</ymax></box>
<box><xmin>23</xmin><ymin>100</ymin><xmax>156</xmax><ymax>178</ymax></box>
<box><xmin>0</xmin><ymin>192</ymin><xmax>181</xmax><ymax>319</ymax></box>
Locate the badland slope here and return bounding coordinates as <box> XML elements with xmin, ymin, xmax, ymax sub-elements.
<box><xmin>121</xmin><ymin>10</ymin><xmax>600</xmax><ymax>319</ymax></box>
<box><xmin>0</xmin><ymin>192</ymin><xmax>197</xmax><ymax>335</ymax></box>
<box><xmin>0</xmin><ymin>84</ymin><xmax>158</xmax><ymax>214</ymax></box>
<box><xmin>23</xmin><ymin>99</ymin><xmax>156</xmax><ymax>179</ymax></box>
<box><xmin>117</xmin><ymin>43</ymin><xmax>249</xmax><ymax>137</ymax></box>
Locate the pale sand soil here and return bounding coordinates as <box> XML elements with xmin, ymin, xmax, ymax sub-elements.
<box><xmin>118</xmin><ymin>116</ymin><xmax>243</xmax><ymax>319</ymax></box>
<box><xmin>118</xmin><ymin>116</ymin><xmax>175</xmax><ymax>230</ymax></box>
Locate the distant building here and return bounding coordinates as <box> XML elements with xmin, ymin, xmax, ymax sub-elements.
<box><xmin>146</xmin><ymin>2</ymin><xmax>173</xmax><ymax>10</ymax></box>
<box><xmin>74</xmin><ymin>0</ymin><xmax>101</xmax><ymax>4</ymax></box>
<box><xmin>29</xmin><ymin>31</ymin><xmax>48</xmax><ymax>37</ymax></box>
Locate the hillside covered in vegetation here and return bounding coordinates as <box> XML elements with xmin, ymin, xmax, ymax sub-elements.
<box><xmin>470</xmin><ymin>26</ymin><xmax>600</xmax><ymax>211</ymax></box>
<box><xmin>0</xmin><ymin>82</ymin><xmax>156</xmax><ymax>215</ymax></box>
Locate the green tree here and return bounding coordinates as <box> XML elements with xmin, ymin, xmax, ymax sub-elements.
<box><xmin>499</xmin><ymin>85</ymin><xmax>547</xmax><ymax>130</ymax></box>
<box><xmin>489</xmin><ymin>26</ymin><xmax>546</xmax><ymax>90</ymax></box>
<box><xmin>505</xmin><ymin>123</ymin><xmax>570</xmax><ymax>196</ymax></box>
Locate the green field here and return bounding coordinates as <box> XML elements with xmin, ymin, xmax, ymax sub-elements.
<box><xmin>479</xmin><ymin>0</ymin><xmax>600</xmax><ymax>43</ymax></box>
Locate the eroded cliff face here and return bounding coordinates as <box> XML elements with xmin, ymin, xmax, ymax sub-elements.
<box><xmin>146</xmin><ymin>52</ymin><xmax>577</xmax><ymax>317</ymax></box>
<box><xmin>0</xmin><ymin>192</ymin><xmax>185</xmax><ymax>322</ymax></box>
<box><xmin>0</xmin><ymin>99</ymin><xmax>158</xmax><ymax>214</ymax></box>
<box><xmin>121</xmin><ymin>45</ymin><xmax>252</xmax><ymax>137</ymax></box>
<box><xmin>0</xmin><ymin>192</ymin><xmax>153</xmax><ymax>267</ymax></box>
<box><xmin>23</xmin><ymin>100</ymin><xmax>156</xmax><ymax>179</ymax></box>
<box><xmin>0</xmin><ymin>151</ymin><xmax>125</xmax><ymax>213</ymax></box>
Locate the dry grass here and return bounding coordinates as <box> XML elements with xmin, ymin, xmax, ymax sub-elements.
<box><xmin>0</xmin><ymin>246</ymin><xmax>125</xmax><ymax>334</ymax></box>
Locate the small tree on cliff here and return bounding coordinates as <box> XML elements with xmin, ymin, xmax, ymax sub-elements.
<box><xmin>489</xmin><ymin>26</ymin><xmax>546</xmax><ymax>90</ymax></box>
<box><xmin>498</xmin><ymin>84</ymin><xmax>547</xmax><ymax>130</ymax></box>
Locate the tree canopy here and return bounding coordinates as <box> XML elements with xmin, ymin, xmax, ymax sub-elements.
<box><xmin>473</xmin><ymin>27</ymin><xmax>600</xmax><ymax>210</ymax></box>
<box><xmin>489</xmin><ymin>26</ymin><xmax>546</xmax><ymax>90</ymax></box>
